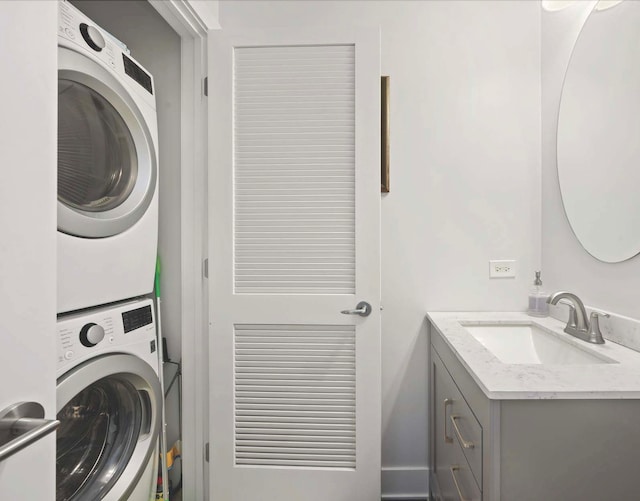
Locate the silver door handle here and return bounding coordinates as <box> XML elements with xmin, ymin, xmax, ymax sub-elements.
<box><xmin>0</xmin><ymin>402</ymin><xmax>60</xmax><ymax>463</ymax></box>
<box><xmin>340</xmin><ymin>301</ymin><xmax>372</xmax><ymax>317</ymax></box>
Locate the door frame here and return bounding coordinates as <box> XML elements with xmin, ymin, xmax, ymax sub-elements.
<box><xmin>147</xmin><ymin>2</ymin><xmax>215</xmax><ymax>499</ymax></box>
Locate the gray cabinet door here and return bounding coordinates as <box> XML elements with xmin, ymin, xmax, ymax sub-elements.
<box><xmin>432</xmin><ymin>351</ymin><xmax>482</xmax><ymax>501</ymax></box>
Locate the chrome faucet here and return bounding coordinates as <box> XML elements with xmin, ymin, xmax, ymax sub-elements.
<box><xmin>547</xmin><ymin>291</ymin><xmax>609</xmax><ymax>344</ymax></box>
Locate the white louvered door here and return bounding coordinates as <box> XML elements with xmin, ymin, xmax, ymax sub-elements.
<box><xmin>209</xmin><ymin>27</ymin><xmax>380</xmax><ymax>501</ymax></box>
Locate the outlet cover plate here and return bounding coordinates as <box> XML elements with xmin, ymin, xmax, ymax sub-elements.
<box><xmin>489</xmin><ymin>259</ymin><xmax>516</xmax><ymax>278</ymax></box>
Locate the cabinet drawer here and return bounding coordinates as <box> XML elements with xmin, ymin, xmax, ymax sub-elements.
<box><xmin>433</xmin><ymin>349</ymin><xmax>483</xmax><ymax>489</ymax></box>
<box><xmin>446</xmin><ymin>440</ymin><xmax>483</xmax><ymax>501</ymax></box>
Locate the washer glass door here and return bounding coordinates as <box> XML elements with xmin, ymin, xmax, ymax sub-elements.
<box><xmin>58</xmin><ymin>80</ymin><xmax>137</xmax><ymax>213</ymax></box>
<box><xmin>56</xmin><ymin>375</ymin><xmax>148</xmax><ymax>501</ymax></box>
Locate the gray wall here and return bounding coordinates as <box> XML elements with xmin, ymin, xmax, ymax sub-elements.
<box><xmin>70</xmin><ymin>0</ymin><xmax>183</xmax><ymax>484</ymax></box>
<box><xmin>219</xmin><ymin>2</ymin><xmax>541</xmax><ymax>497</ymax></box>
<box><xmin>541</xmin><ymin>1</ymin><xmax>640</xmax><ymax>319</ymax></box>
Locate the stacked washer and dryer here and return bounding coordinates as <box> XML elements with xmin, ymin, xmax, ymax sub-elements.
<box><xmin>56</xmin><ymin>2</ymin><xmax>162</xmax><ymax>500</ymax></box>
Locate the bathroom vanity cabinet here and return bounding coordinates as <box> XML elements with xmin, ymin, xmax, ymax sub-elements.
<box><xmin>428</xmin><ymin>319</ymin><xmax>640</xmax><ymax>501</ymax></box>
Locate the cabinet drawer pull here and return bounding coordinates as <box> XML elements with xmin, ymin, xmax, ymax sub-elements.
<box><xmin>450</xmin><ymin>465</ymin><xmax>469</xmax><ymax>501</ymax></box>
<box><xmin>450</xmin><ymin>415</ymin><xmax>474</xmax><ymax>449</ymax></box>
<box><xmin>444</xmin><ymin>398</ymin><xmax>453</xmax><ymax>443</ymax></box>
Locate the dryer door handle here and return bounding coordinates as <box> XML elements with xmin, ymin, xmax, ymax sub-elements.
<box><xmin>0</xmin><ymin>402</ymin><xmax>59</xmax><ymax>463</ymax></box>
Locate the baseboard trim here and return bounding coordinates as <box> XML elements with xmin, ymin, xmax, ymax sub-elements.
<box><xmin>381</xmin><ymin>466</ymin><xmax>429</xmax><ymax>500</ymax></box>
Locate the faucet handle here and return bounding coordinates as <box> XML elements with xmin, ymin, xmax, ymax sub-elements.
<box><xmin>557</xmin><ymin>299</ymin><xmax>578</xmax><ymax>330</ymax></box>
<box><xmin>587</xmin><ymin>311</ymin><xmax>609</xmax><ymax>344</ymax></box>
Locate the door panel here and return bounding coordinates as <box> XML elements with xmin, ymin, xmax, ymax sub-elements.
<box><xmin>234</xmin><ymin>324</ymin><xmax>356</xmax><ymax>469</ymax></box>
<box><xmin>0</xmin><ymin>2</ymin><xmax>57</xmax><ymax>499</ymax></box>
<box><xmin>209</xmin><ymin>27</ymin><xmax>381</xmax><ymax>500</ymax></box>
<box><xmin>233</xmin><ymin>44</ymin><xmax>356</xmax><ymax>295</ymax></box>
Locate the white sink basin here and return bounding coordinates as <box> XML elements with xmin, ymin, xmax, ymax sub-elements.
<box><xmin>461</xmin><ymin>323</ymin><xmax>614</xmax><ymax>365</ymax></box>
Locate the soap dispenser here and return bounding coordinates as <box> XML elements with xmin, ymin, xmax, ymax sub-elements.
<box><xmin>527</xmin><ymin>271</ymin><xmax>549</xmax><ymax>317</ymax></box>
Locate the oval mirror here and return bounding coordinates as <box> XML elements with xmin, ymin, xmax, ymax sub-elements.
<box><xmin>557</xmin><ymin>0</ymin><xmax>640</xmax><ymax>263</ymax></box>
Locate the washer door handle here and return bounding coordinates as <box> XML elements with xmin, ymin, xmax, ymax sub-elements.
<box><xmin>0</xmin><ymin>402</ymin><xmax>59</xmax><ymax>463</ymax></box>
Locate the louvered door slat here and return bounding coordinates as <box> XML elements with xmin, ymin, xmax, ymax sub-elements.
<box><xmin>234</xmin><ymin>45</ymin><xmax>355</xmax><ymax>295</ymax></box>
<box><xmin>235</xmin><ymin>325</ymin><xmax>356</xmax><ymax>469</ymax></box>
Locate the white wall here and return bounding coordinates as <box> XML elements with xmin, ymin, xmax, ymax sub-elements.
<box><xmin>70</xmin><ymin>0</ymin><xmax>184</xmax><ymax>487</ymax></box>
<box><xmin>219</xmin><ymin>1</ymin><xmax>541</xmax><ymax>497</ymax></box>
<box><xmin>541</xmin><ymin>1</ymin><xmax>640</xmax><ymax>320</ymax></box>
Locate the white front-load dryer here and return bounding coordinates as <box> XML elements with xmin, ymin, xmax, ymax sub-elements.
<box><xmin>56</xmin><ymin>298</ymin><xmax>162</xmax><ymax>501</ymax></box>
<box><xmin>57</xmin><ymin>1</ymin><xmax>159</xmax><ymax>314</ymax></box>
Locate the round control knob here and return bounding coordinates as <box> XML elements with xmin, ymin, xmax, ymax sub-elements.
<box><xmin>79</xmin><ymin>23</ymin><xmax>105</xmax><ymax>52</ymax></box>
<box><xmin>79</xmin><ymin>323</ymin><xmax>105</xmax><ymax>347</ymax></box>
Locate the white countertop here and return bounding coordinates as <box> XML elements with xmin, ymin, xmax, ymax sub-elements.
<box><xmin>427</xmin><ymin>311</ymin><xmax>640</xmax><ymax>400</ymax></box>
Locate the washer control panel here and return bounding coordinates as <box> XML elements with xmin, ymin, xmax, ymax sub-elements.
<box><xmin>57</xmin><ymin>298</ymin><xmax>156</xmax><ymax>371</ymax></box>
<box><xmin>79</xmin><ymin>323</ymin><xmax>106</xmax><ymax>347</ymax></box>
<box><xmin>122</xmin><ymin>305</ymin><xmax>153</xmax><ymax>333</ymax></box>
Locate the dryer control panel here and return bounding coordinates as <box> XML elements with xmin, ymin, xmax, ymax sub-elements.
<box><xmin>58</xmin><ymin>1</ymin><xmax>156</xmax><ymax>105</ymax></box>
<box><xmin>56</xmin><ymin>298</ymin><xmax>157</xmax><ymax>374</ymax></box>
<box><xmin>58</xmin><ymin>2</ymin><xmax>121</xmax><ymax>73</ymax></box>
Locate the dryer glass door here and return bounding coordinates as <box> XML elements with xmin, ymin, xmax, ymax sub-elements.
<box><xmin>56</xmin><ymin>375</ymin><xmax>146</xmax><ymax>501</ymax></box>
<box><xmin>58</xmin><ymin>80</ymin><xmax>138</xmax><ymax>213</ymax></box>
<box><xmin>57</xmin><ymin>46</ymin><xmax>157</xmax><ymax>239</ymax></box>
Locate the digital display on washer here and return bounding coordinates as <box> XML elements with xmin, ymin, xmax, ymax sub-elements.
<box><xmin>122</xmin><ymin>54</ymin><xmax>153</xmax><ymax>94</ymax></box>
<box><xmin>122</xmin><ymin>305</ymin><xmax>153</xmax><ymax>333</ymax></box>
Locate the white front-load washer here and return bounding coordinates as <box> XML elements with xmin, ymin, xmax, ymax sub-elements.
<box><xmin>57</xmin><ymin>1</ymin><xmax>159</xmax><ymax>314</ymax></box>
<box><xmin>56</xmin><ymin>298</ymin><xmax>162</xmax><ymax>501</ymax></box>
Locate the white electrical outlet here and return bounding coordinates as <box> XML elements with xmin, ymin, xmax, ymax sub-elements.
<box><xmin>489</xmin><ymin>259</ymin><xmax>516</xmax><ymax>278</ymax></box>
